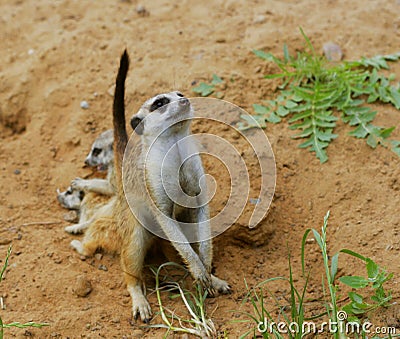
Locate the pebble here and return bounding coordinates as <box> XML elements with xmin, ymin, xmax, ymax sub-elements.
<box><xmin>63</xmin><ymin>210</ymin><xmax>79</xmax><ymax>223</ymax></box>
<box><xmin>80</xmin><ymin>100</ymin><xmax>90</xmax><ymax>109</ymax></box>
<box><xmin>73</xmin><ymin>275</ymin><xmax>92</xmax><ymax>297</ymax></box>
<box><xmin>136</xmin><ymin>5</ymin><xmax>149</xmax><ymax>16</ymax></box>
<box><xmin>132</xmin><ymin>330</ymin><xmax>144</xmax><ymax>338</ymax></box>
<box><xmin>98</xmin><ymin>264</ymin><xmax>108</xmax><ymax>271</ymax></box>
<box><xmin>323</xmin><ymin>42</ymin><xmax>343</xmax><ymax>61</ymax></box>
<box><xmin>94</xmin><ymin>253</ymin><xmax>103</xmax><ymax>261</ymax></box>
<box><xmin>111</xmin><ymin>317</ymin><xmax>120</xmax><ymax>323</ymax></box>
<box><xmin>28</xmin><ymin>49</ymin><xmax>35</xmax><ymax>55</ymax></box>
<box><xmin>0</xmin><ymin>238</ymin><xmax>12</xmax><ymax>245</ymax></box>
<box><xmin>253</xmin><ymin>15</ymin><xmax>266</xmax><ymax>24</ymax></box>
<box><xmin>107</xmin><ymin>84</ymin><xmax>116</xmax><ymax>97</ymax></box>
<box><xmin>14</xmin><ymin>169</ymin><xmax>21</xmax><ymax>175</ymax></box>
<box><xmin>249</xmin><ymin>198</ymin><xmax>261</xmax><ymax>205</ymax></box>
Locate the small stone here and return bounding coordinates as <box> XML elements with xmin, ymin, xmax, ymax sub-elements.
<box><xmin>136</xmin><ymin>5</ymin><xmax>149</xmax><ymax>16</ymax></box>
<box><xmin>73</xmin><ymin>275</ymin><xmax>92</xmax><ymax>297</ymax></box>
<box><xmin>98</xmin><ymin>264</ymin><xmax>108</xmax><ymax>271</ymax></box>
<box><xmin>249</xmin><ymin>198</ymin><xmax>261</xmax><ymax>205</ymax></box>
<box><xmin>132</xmin><ymin>330</ymin><xmax>144</xmax><ymax>338</ymax></box>
<box><xmin>253</xmin><ymin>15</ymin><xmax>266</xmax><ymax>24</ymax></box>
<box><xmin>323</xmin><ymin>42</ymin><xmax>343</xmax><ymax>61</ymax></box>
<box><xmin>53</xmin><ymin>257</ymin><xmax>63</xmax><ymax>264</ymax></box>
<box><xmin>94</xmin><ymin>253</ymin><xmax>103</xmax><ymax>261</ymax></box>
<box><xmin>215</xmin><ymin>37</ymin><xmax>226</xmax><ymax>43</ymax></box>
<box><xmin>14</xmin><ymin>169</ymin><xmax>21</xmax><ymax>175</ymax></box>
<box><xmin>111</xmin><ymin>317</ymin><xmax>120</xmax><ymax>323</ymax></box>
<box><xmin>80</xmin><ymin>100</ymin><xmax>90</xmax><ymax>109</ymax></box>
<box><xmin>107</xmin><ymin>85</ymin><xmax>116</xmax><ymax>97</ymax></box>
<box><xmin>0</xmin><ymin>238</ymin><xmax>12</xmax><ymax>245</ymax></box>
<box><xmin>63</xmin><ymin>210</ymin><xmax>79</xmax><ymax>223</ymax></box>
<box><xmin>28</xmin><ymin>49</ymin><xmax>35</xmax><ymax>55</ymax></box>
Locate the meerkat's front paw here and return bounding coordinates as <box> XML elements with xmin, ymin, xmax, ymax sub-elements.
<box><xmin>65</xmin><ymin>224</ymin><xmax>85</xmax><ymax>234</ymax></box>
<box><xmin>71</xmin><ymin>177</ymin><xmax>88</xmax><ymax>191</ymax></box>
<box><xmin>211</xmin><ymin>274</ymin><xmax>231</xmax><ymax>295</ymax></box>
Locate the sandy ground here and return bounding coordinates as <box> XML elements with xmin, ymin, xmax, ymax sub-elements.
<box><xmin>1</xmin><ymin>0</ymin><xmax>400</xmax><ymax>338</ymax></box>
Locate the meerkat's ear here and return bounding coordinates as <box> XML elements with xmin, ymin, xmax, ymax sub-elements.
<box><xmin>130</xmin><ymin>116</ymin><xmax>144</xmax><ymax>135</ymax></box>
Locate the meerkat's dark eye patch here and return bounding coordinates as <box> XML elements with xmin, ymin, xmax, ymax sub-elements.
<box><xmin>176</xmin><ymin>92</ymin><xmax>184</xmax><ymax>97</ymax></box>
<box><xmin>150</xmin><ymin>97</ymin><xmax>170</xmax><ymax>112</ymax></box>
<box><xmin>92</xmin><ymin>148</ymin><xmax>102</xmax><ymax>157</ymax></box>
<box><xmin>131</xmin><ymin>116</ymin><xmax>144</xmax><ymax>135</ymax></box>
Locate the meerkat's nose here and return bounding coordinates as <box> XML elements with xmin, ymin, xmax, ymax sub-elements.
<box><xmin>178</xmin><ymin>97</ymin><xmax>189</xmax><ymax>106</ymax></box>
<box><xmin>84</xmin><ymin>158</ymin><xmax>90</xmax><ymax>166</ymax></box>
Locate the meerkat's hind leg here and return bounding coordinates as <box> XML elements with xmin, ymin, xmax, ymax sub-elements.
<box><xmin>121</xmin><ymin>225</ymin><xmax>153</xmax><ymax>323</ymax></box>
<box><xmin>70</xmin><ymin>239</ymin><xmax>85</xmax><ymax>255</ymax></box>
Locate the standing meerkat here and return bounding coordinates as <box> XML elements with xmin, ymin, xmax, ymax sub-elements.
<box><xmin>112</xmin><ymin>50</ymin><xmax>230</xmax><ymax>323</ymax></box>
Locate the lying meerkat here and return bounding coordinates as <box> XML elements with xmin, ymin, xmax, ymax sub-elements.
<box><xmin>112</xmin><ymin>50</ymin><xmax>230</xmax><ymax>323</ymax></box>
<box><xmin>71</xmin><ymin>129</ymin><xmax>115</xmax><ymax>196</ymax></box>
<box><xmin>58</xmin><ymin>130</ymin><xmax>116</xmax><ymax>234</ymax></box>
<box><xmin>60</xmin><ymin>186</ymin><xmax>115</xmax><ymax>236</ymax></box>
<box><xmin>57</xmin><ymin>129</ymin><xmax>115</xmax><ymax>212</ymax></box>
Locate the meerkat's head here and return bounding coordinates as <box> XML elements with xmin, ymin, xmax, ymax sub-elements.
<box><xmin>130</xmin><ymin>91</ymin><xmax>193</xmax><ymax>138</ymax></box>
<box><xmin>85</xmin><ymin>129</ymin><xmax>114</xmax><ymax>170</ymax></box>
<box><xmin>57</xmin><ymin>186</ymin><xmax>85</xmax><ymax>210</ymax></box>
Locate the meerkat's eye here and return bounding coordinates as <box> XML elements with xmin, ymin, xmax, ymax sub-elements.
<box><xmin>150</xmin><ymin>97</ymin><xmax>170</xmax><ymax>112</ymax></box>
<box><xmin>92</xmin><ymin>148</ymin><xmax>102</xmax><ymax>156</ymax></box>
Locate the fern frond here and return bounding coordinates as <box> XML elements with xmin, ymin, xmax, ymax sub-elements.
<box><xmin>244</xmin><ymin>29</ymin><xmax>400</xmax><ymax>162</ymax></box>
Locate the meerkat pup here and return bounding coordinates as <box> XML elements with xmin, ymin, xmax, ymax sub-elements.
<box><xmin>112</xmin><ymin>50</ymin><xmax>230</xmax><ymax>323</ymax></box>
<box><xmin>58</xmin><ymin>129</ymin><xmax>116</xmax><ymax>234</ymax></box>
<box><xmin>57</xmin><ymin>129</ymin><xmax>115</xmax><ymax>212</ymax></box>
<box><xmin>57</xmin><ymin>186</ymin><xmax>85</xmax><ymax>211</ymax></box>
<box><xmin>71</xmin><ymin>129</ymin><xmax>115</xmax><ymax>196</ymax></box>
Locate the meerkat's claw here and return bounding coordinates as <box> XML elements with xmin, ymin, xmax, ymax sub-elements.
<box><xmin>71</xmin><ymin>177</ymin><xmax>86</xmax><ymax>190</ymax></box>
<box><xmin>211</xmin><ymin>274</ymin><xmax>231</xmax><ymax>295</ymax></box>
<box><xmin>132</xmin><ymin>297</ymin><xmax>152</xmax><ymax>323</ymax></box>
<box><xmin>65</xmin><ymin>223</ymin><xmax>86</xmax><ymax>234</ymax></box>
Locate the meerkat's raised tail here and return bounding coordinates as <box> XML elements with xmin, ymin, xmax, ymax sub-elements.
<box><xmin>113</xmin><ymin>50</ymin><xmax>130</xmax><ymax>186</ymax></box>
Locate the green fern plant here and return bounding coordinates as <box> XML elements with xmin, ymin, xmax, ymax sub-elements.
<box><xmin>240</xmin><ymin>29</ymin><xmax>400</xmax><ymax>163</ymax></box>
